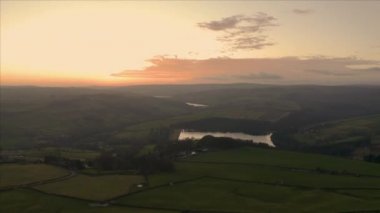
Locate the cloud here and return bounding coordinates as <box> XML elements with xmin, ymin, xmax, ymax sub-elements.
<box><xmin>293</xmin><ymin>9</ymin><xmax>314</xmax><ymax>15</ymax></box>
<box><xmin>237</xmin><ymin>72</ymin><xmax>282</xmax><ymax>80</ymax></box>
<box><xmin>112</xmin><ymin>56</ymin><xmax>380</xmax><ymax>85</ymax></box>
<box><xmin>198</xmin><ymin>13</ymin><xmax>278</xmax><ymax>51</ymax></box>
<box><xmin>359</xmin><ymin>67</ymin><xmax>380</xmax><ymax>72</ymax></box>
<box><xmin>306</xmin><ymin>66</ymin><xmax>380</xmax><ymax>76</ymax></box>
<box><xmin>197</xmin><ymin>76</ymin><xmax>229</xmax><ymax>82</ymax></box>
<box><xmin>305</xmin><ymin>69</ymin><xmax>356</xmax><ymax>76</ymax></box>
<box><xmin>197</xmin><ymin>15</ymin><xmax>242</xmax><ymax>31</ymax></box>
<box><xmin>226</xmin><ymin>36</ymin><xmax>274</xmax><ymax>50</ymax></box>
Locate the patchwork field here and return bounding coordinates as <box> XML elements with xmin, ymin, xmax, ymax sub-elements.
<box><xmin>118</xmin><ymin>177</ymin><xmax>380</xmax><ymax>213</ymax></box>
<box><xmin>0</xmin><ymin>189</ymin><xmax>176</xmax><ymax>213</ymax></box>
<box><xmin>117</xmin><ymin>147</ymin><xmax>380</xmax><ymax>212</ymax></box>
<box><xmin>34</xmin><ymin>174</ymin><xmax>145</xmax><ymax>201</ymax></box>
<box><xmin>0</xmin><ymin>164</ymin><xmax>69</xmax><ymax>188</ymax></box>
<box><xmin>163</xmin><ymin>162</ymin><xmax>380</xmax><ymax>189</ymax></box>
<box><xmin>2</xmin><ymin>147</ymin><xmax>380</xmax><ymax>212</ymax></box>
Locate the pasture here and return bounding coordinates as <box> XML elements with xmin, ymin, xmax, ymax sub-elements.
<box><xmin>185</xmin><ymin>147</ymin><xmax>380</xmax><ymax>176</ymax></box>
<box><xmin>118</xmin><ymin>177</ymin><xmax>380</xmax><ymax>213</ymax></box>
<box><xmin>116</xmin><ymin>147</ymin><xmax>380</xmax><ymax>212</ymax></box>
<box><xmin>2</xmin><ymin>147</ymin><xmax>380</xmax><ymax>212</ymax></box>
<box><xmin>0</xmin><ymin>164</ymin><xmax>69</xmax><ymax>188</ymax></box>
<box><xmin>0</xmin><ymin>189</ymin><xmax>176</xmax><ymax>213</ymax></box>
<box><xmin>0</xmin><ymin>147</ymin><xmax>380</xmax><ymax>213</ymax></box>
<box><xmin>34</xmin><ymin>174</ymin><xmax>145</xmax><ymax>201</ymax></box>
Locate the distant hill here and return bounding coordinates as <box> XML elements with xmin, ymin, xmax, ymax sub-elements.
<box><xmin>0</xmin><ymin>87</ymin><xmax>191</xmax><ymax>149</ymax></box>
<box><xmin>1</xmin><ymin>85</ymin><xmax>380</xmax><ymax>151</ymax></box>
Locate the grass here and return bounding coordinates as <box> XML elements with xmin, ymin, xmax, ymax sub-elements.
<box><xmin>0</xmin><ymin>189</ymin><xmax>177</xmax><ymax>213</ymax></box>
<box><xmin>3</xmin><ymin>148</ymin><xmax>380</xmax><ymax>212</ymax></box>
<box><xmin>116</xmin><ymin>147</ymin><xmax>380</xmax><ymax>212</ymax></box>
<box><xmin>336</xmin><ymin>190</ymin><xmax>380</xmax><ymax>200</ymax></box>
<box><xmin>34</xmin><ymin>174</ymin><xmax>145</xmax><ymax>201</ymax></box>
<box><xmin>145</xmin><ymin>158</ymin><xmax>380</xmax><ymax>191</ymax></box>
<box><xmin>0</xmin><ymin>164</ymin><xmax>69</xmax><ymax>188</ymax></box>
<box><xmin>118</xmin><ymin>177</ymin><xmax>380</xmax><ymax>213</ymax></box>
<box><xmin>185</xmin><ymin>147</ymin><xmax>380</xmax><ymax>176</ymax></box>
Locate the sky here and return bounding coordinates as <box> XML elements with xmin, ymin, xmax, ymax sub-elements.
<box><xmin>1</xmin><ymin>1</ymin><xmax>379</xmax><ymax>86</ymax></box>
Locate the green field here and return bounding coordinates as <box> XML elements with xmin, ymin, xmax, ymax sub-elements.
<box><xmin>34</xmin><ymin>174</ymin><xmax>145</xmax><ymax>201</ymax></box>
<box><xmin>0</xmin><ymin>164</ymin><xmax>69</xmax><ymax>188</ymax></box>
<box><xmin>115</xmin><ymin>147</ymin><xmax>380</xmax><ymax>212</ymax></box>
<box><xmin>145</xmin><ymin>147</ymin><xmax>380</xmax><ymax>190</ymax></box>
<box><xmin>2</xmin><ymin>147</ymin><xmax>380</xmax><ymax>212</ymax></box>
<box><xmin>0</xmin><ymin>189</ymin><xmax>176</xmax><ymax>213</ymax></box>
<box><xmin>185</xmin><ymin>147</ymin><xmax>380</xmax><ymax>176</ymax></box>
<box><xmin>158</xmin><ymin>162</ymin><xmax>380</xmax><ymax>189</ymax></box>
<box><xmin>118</xmin><ymin>177</ymin><xmax>380</xmax><ymax>213</ymax></box>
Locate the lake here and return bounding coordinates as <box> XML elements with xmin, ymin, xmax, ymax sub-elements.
<box><xmin>178</xmin><ymin>130</ymin><xmax>275</xmax><ymax>147</ymax></box>
<box><xmin>186</xmin><ymin>102</ymin><xmax>208</xmax><ymax>107</ymax></box>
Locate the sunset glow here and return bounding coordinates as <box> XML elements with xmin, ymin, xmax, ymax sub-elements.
<box><xmin>1</xmin><ymin>1</ymin><xmax>379</xmax><ymax>86</ymax></box>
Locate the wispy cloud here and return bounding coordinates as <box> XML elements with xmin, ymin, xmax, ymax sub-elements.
<box><xmin>366</xmin><ymin>67</ymin><xmax>380</xmax><ymax>72</ymax></box>
<box><xmin>292</xmin><ymin>9</ymin><xmax>314</xmax><ymax>15</ymax></box>
<box><xmin>112</xmin><ymin>56</ymin><xmax>380</xmax><ymax>85</ymax></box>
<box><xmin>237</xmin><ymin>72</ymin><xmax>282</xmax><ymax>80</ymax></box>
<box><xmin>197</xmin><ymin>15</ymin><xmax>242</xmax><ymax>31</ymax></box>
<box><xmin>305</xmin><ymin>69</ymin><xmax>356</xmax><ymax>76</ymax></box>
<box><xmin>354</xmin><ymin>67</ymin><xmax>380</xmax><ymax>72</ymax></box>
<box><xmin>198</xmin><ymin>13</ymin><xmax>278</xmax><ymax>51</ymax></box>
<box><xmin>305</xmin><ymin>66</ymin><xmax>380</xmax><ymax>80</ymax></box>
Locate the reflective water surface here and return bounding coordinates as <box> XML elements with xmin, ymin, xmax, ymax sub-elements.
<box><xmin>186</xmin><ymin>102</ymin><xmax>208</xmax><ymax>107</ymax></box>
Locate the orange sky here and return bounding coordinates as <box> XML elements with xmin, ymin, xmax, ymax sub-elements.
<box><xmin>1</xmin><ymin>1</ymin><xmax>379</xmax><ymax>86</ymax></box>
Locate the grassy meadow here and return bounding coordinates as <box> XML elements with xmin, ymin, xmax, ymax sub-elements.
<box><xmin>0</xmin><ymin>164</ymin><xmax>69</xmax><ymax>188</ymax></box>
<box><xmin>2</xmin><ymin>147</ymin><xmax>380</xmax><ymax>212</ymax></box>
<box><xmin>0</xmin><ymin>189</ymin><xmax>176</xmax><ymax>213</ymax></box>
<box><xmin>34</xmin><ymin>174</ymin><xmax>145</xmax><ymax>201</ymax></box>
<box><xmin>118</xmin><ymin>177</ymin><xmax>380</xmax><ymax>213</ymax></box>
<box><xmin>117</xmin><ymin>147</ymin><xmax>380</xmax><ymax>212</ymax></box>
